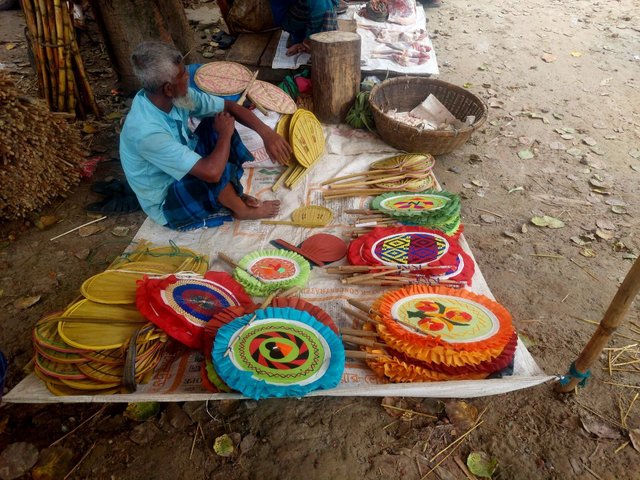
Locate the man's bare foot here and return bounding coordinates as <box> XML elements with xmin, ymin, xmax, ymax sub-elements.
<box><xmin>241</xmin><ymin>194</ymin><xmax>261</xmax><ymax>208</ymax></box>
<box><xmin>233</xmin><ymin>200</ymin><xmax>280</xmax><ymax>220</ymax></box>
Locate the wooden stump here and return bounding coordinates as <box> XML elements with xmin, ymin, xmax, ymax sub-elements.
<box><xmin>310</xmin><ymin>31</ymin><xmax>361</xmax><ymax>124</ymax></box>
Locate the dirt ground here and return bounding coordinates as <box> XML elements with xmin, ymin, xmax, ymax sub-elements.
<box><xmin>1</xmin><ymin>0</ymin><xmax>640</xmax><ymax>479</ymax></box>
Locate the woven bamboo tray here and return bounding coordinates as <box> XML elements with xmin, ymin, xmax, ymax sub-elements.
<box><xmin>368</xmin><ymin>77</ymin><xmax>488</xmax><ymax>155</ymax></box>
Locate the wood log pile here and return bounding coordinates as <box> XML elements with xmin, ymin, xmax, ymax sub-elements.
<box><xmin>0</xmin><ymin>72</ymin><xmax>86</xmax><ymax>220</ymax></box>
<box><xmin>21</xmin><ymin>0</ymin><xmax>100</xmax><ymax>118</ymax></box>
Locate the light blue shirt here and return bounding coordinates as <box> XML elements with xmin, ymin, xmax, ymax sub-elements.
<box><xmin>119</xmin><ymin>87</ymin><xmax>224</xmax><ymax>225</ymax></box>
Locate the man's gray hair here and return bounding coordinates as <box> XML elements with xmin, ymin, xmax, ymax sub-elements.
<box><xmin>131</xmin><ymin>41</ymin><xmax>183</xmax><ymax>93</ymax></box>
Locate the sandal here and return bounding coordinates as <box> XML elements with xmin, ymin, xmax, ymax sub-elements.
<box><xmin>86</xmin><ymin>193</ymin><xmax>141</xmax><ymax>214</ymax></box>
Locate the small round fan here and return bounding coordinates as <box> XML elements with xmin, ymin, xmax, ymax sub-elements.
<box><xmin>262</xmin><ymin>205</ymin><xmax>333</xmax><ymax>228</ymax></box>
<box><xmin>372</xmin><ymin>191</ymin><xmax>459</xmax><ymax>219</ymax></box>
<box><xmin>248</xmin><ymin>80</ymin><xmax>297</xmax><ymax>114</ymax></box>
<box><xmin>194</xmin><ymin>61</ymin><xmax>253</xmax><ymax>96</ymax></box>
<box><xmin>212</xmin><ymin>307</ymin><xmax>345</xmax><ymax>399</ymax></box>
<box><xmin>234</xmin><ymin>249</ymin><xmax>311</xmax><ymax>296</ymax></box>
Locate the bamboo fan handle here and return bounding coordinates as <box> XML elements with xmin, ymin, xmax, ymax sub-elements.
<box><xmin>260</xmin><ymin>220</ymin><xmax>297</xmax><ymax>226</ymax></box>
<box><xmin>237</xmin><ymin>70</ymin><xmax>259</xmax><ymax>105</ymax></box>
<box><xmin>252</xmin><ymin>98</ymin><xmax>269</xmax><ymax>116</ymax></box>
<box><xmin>218</xmin><ymin>252</ymin><xmax>239</xmax><ymax>269</ymax></box>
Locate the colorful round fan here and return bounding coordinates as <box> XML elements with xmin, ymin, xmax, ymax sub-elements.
<box><xmin>372</xmin><ymin>190</ymin><xmax>459</xmax><ymax>219</ymax></box>
<box><xmin>136</xmin><ymin>271</ymin><xmax>255</xmax><ymax>349</ymax></box>
<box><xmin>290</xmin><ymin>109</ymin><xmax>325</xmax><ymax>168</ymax></box>
<box><xmin>373</xmin><ymin>285</ymin><xmax>515</xmax><ymax>365</ymax></box>
<box><xmin>248</xmin><ymin>80</ymin><xmax>297</xmax><ymax>114</ymax></box>
<box><xmin>234</xmin><ymin>249</ymin><xmax>311</xmax><ymax>296</ymax></box>
<box><xmin>212</xmin><ymin>307</ymin><xmax>345</xmax><ymax>399</ymax></box>
<box><xmin>194</xmin><ymin>61</ymin><xmax>253</xmax><ymax>95</ymax></box>
<box><xmin>348</xmin><ymin>227</ymin><xmax>460</xmax><ymax>268</ymax></box>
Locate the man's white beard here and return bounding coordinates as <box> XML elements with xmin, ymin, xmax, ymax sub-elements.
<box><xmin>172</xmin><ymin>91</ymin><xmax>195</xmax><ymax>111</ymax></box>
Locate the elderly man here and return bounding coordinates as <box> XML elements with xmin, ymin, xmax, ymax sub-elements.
<box><xmin>120</xmin><ymin>41</ymin><xmax>291</xmax><ymax>230</ymax></box>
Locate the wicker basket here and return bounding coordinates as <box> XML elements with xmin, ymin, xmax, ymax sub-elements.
<box><xmin>368</xmin><ymin>77</ymin><xmax>488</xmax><ymax>155</ymax></box>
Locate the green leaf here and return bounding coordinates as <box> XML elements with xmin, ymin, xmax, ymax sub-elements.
<box><xmin>124</xmin><ymin>402</ymin><xmax>160</xmax><ymax>421</ymax></box>
<box><xmin>530</xmin><ymin>215</ymin><xmax>565</xmax><ymax>228</ymax></box>
<box><xmin>467</xmin><ymin>452</ymin><xmax>498</xmax><ymax>478</ymax></box>
<box><xmin>435</xmin><ymin>302</ymin><xmax>446</xmax><ymax>314</ymax></box>
<box><xmin>518</xmin><ymin>150</ymin><xmax>534</xmax><ymax>160</ymax></box>
<box><xmin>407</xmin><ymin>310</ymin><xmax>426</xmax><ymax>319</ymax></box>
<box><xmin>214</xmin><ymin>434</ymin><xmax>235</xmax><ymax>457</ymax></box>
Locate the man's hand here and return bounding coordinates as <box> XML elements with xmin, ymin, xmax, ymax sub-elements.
<box><xmin>286</xmin><ymin>42</ymin><xmax>310</xmax><ymax>56</ymax></box>
<box><xmin>262</xmin><ymin>130</ymin><xmax>292</xmax><ymax>165</ymax></box>
<box><xmin>214</xmin><ymin>112</ymin><xmax>235</xmax><ymax>139</ymax></box>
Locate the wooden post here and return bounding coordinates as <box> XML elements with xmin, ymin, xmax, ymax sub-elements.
<box><xmin>309</xmin><ymin>31</ymin><xmax>361</xmax><ymax>124</ymax></box>
<box><xmin>556</xmin><ymin>256</ymin><xmax>640</xmax><ymax>393</ymax></box>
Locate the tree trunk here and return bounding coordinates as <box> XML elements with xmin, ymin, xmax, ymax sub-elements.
<box><xmin>89</xmin><ymin>0</ymin><xmax>196</xmax><ymax>93</ymax></box>
<box><xmin>309</xmin><ymin>31</ymin><xmax>361</xmax><ymax>124</ymax></box>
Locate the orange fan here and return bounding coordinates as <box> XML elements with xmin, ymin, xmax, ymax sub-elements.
<box><xmin>272</xmin><ymin>233</ymin><xmax>348</xmax><ymax>266</ymax></box>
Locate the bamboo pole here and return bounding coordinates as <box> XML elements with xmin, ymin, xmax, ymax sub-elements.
<box><xmin>556</xmin><ymin>257</ymin><xmax>640</xmax><ymax>393</ymax></box>
<box><xmin>62</xmin><ymin>1</ymin><xmax>76</xmax><ymax>114</ymax></box>
<box><xmin>66</xmin><ymin>8</ymin><xmax>100</xmax><ymax>117</ymax></box>
<box><xmin>30</xmin><ymin>0</ymin><xmax>52</xmax><ymax>106</ymax></box>
<box><xmin>37</xmin><ymin>0</ymin><xmax>57</xmax><ymax>105</ymax></box>
<box><xmin>53</xmin><ymin>0</ymin><xmax>67</xmax><ymax>112</ymax></box>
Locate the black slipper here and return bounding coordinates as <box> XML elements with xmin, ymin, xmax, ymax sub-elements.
<box><xmin>86</xmin><ymin>194</ymin><xmax>141</xmax><ymax>214</ymax></box>
<box><xmin>91</xmin><ymin>178</ymin><xmax>123</xmax><ymax>195</ymax></box>
<box><xmin>213</xmin><ymin>32</ymin><xmax>236</xmax><ymax>50</ymax></box>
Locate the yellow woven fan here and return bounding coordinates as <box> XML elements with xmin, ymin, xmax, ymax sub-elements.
<box><xmin>57</xmin><ymin>317</ymin><xmax>155</xmax><ymax>351</ymax></box>
<box><xmin>370</xmin><ymin>153</ymin><xmax>434</xmax><ymax>171</ymax></box>
<box><xmin>291</xmin><ymin>110</ymin><xmax>325</xmax><ymax>168</ymax></box>
<box><xmin>276</xmin><ymin>114</ymin><xmax>292</xmax><ymax>141</ymax></box>
<box><xmin>62</xmin><ymin>299</ymin><xmax>145</xmax><ymax>322</ymax></box>
<box><xmin>262</xmin><ymin>205</ymin><xmax>333</xmax><ymax>227</ymax></box>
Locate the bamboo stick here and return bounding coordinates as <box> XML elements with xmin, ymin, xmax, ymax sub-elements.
<box><xmin>38</xmin><ymin>0</ymin><xmax>57</xmax><ymax>105</ymax></box>
<box><xmin>62</xmin><ymin>0</ymin><xmax>75</xmax><ymax>114</ymax></box>
<box><xmin>345</xmin><ymin>350</ymin><xmax>387</xmax><ymax>360</ymax></box>
<box><xmin>272</xmin><ymin>164</ymin><xmax>294</xmax><ymax>192</ymax></box>
<box><xmin>53</xmin><ymin>0</ymin><xmax>67</xmax><ymax>112</ymax></box>
<box><xmin>343</xmin><ymin>306</ymin><xmax>373</xmax><ymax>323</ymax></box>
<box><xmin>66</xmin><ymin>11</ymin><xmax>100</xmax><ymax>117</ymax></box>
<box><xmin>340</xmin><ymin>328</ymin><xmax>378</xmax><ymax>338</ymax></box>
<box><xmin>556</xmin><ymin>256</ymin><xmax>640</xmax><ymax>393</ymax></box>
<box><xmin>342</xmin><ymin>334</ymin><xmax>387</xmax><ymax>349</ymax></box>
<box><xmin>30</xmin><ymin>0</ymin><xmax>52</xmax><ymax>106</ymax></box>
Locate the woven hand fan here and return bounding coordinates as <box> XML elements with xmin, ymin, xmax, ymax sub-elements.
<box><xmin>212</xmin><ymin>307</ymin><xmax>345</xmax><ymax>399</ymax></box>
<box><xmin>348</xmin><ymin>226</ymin><xmax>462</xmax><ymax>271</ymax></box>
<box><xmin>372</xmin><ymin>285</ymin><xmax>515</xmax><ymax>365</ymax></box>
<box><xmin>57</xmin><ymin>318</ymin><xmax>160</xmax><ymax>351</ymax></box>
<box><xmin>262</xmin><ymin>205</ymin><xmax>333</xmax><ymax>228</ymax></box>
<box><xmin>370</xmin><ymin>154</ymin><xmax>435</xmax><ymax>172</ymax></box>
<box><xmin>35</xmin><ymin>354</ymin><xmax>87</xmax><ymax>381</ymax></box>
<box><xmin>270</xmin><ymin>297</ymin><xmax>339</xmax><ymax>334</ymax></box>
<box><xmin>372</xmin><ymin>190</ymin><xmax>459</xmax><ymax>219</ymax></box>
<box><xmin>194</xmin><ymin>61</ymin><xmax>253</xmax><ymax>95</ymax></box>
<box><xmin>62</xmin><ymin>299</ymin><xmax>145</xmax><ymax>322</ymax></box>
<box><xmin>290</xmin><ymin>110</ymin><xmax>325</xmax><ymax>168</ymax></box>
<box><xmin>80</xmin><ymin>267</ymin><xmax>166</xmax><ymax>305</ymax></box>
<box><xmin>42</xmin><ymin>380</ymin><xmax>121</xmax><ymax>396</ymax></box>
<box><xmin>276</xmin><ymin>114</ymin><xmax>292</xmax><ymax>141</ymax></box>
<box><xmin>248</xmin><ymin>80</ymin><xmax>297</xmax><ymax>114</ymax></box>
<box><xmin>234</xmin><ymin>249</ymin><xmax>311</xmax><ymax>296</ymax></box>
<box><xmin>136</xmin><ymin>271</ymin><xmax>254</xmax><ymax>349</ymax></box>
<box><xmin>273</xmin><ymin>233</ymin><xmax>348</xmax><ymax>267</ymax></box>
<box><xmin>113</xmin><ymin>244</ymin><xmax>208</xmax><ymax>273</ymax></box>
<box><xmin>374</xmin><ymin>176</ymin><xmax>434</xmax><ymax>192</ymax></box>
<box><xmin>34</xmin><ymin>319</ymin><xmax>87</xmax><ymax>354</ymax></box>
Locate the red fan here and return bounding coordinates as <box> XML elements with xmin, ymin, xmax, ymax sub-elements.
<box><xmin>136</xmin><ymin>271</ymin><xmax>255</xmax><ymax>350</ymax></box>
<box><xmin>270</xmin><ymin>297</ymin><xmax>339</xmax><ymax>333</ymax></box>
<box><xmin>272</xmin><ymin>233</ymin><xmax>348</xmax><ymax>266</ymax></box>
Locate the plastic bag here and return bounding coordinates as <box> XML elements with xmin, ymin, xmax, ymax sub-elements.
<box><xmin>386</xmin><ymin>0</ymin><xmax>417</xmax><ymax>25</ymax></box>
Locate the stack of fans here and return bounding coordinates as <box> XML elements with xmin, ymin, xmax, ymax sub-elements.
<box><xmin>371</xmin><ymin>189</ymin><xmax>462</xmax><ymax>236</ymax></box>
<box><xmin>199</xmin><ymin>297</ymin><xmax>344</xmax><ymax>399</ymax></box>
<box><xmin>322</xmin><ymin>154</ymin><xmax>436</xmax><ymax>199</ymax></box>
<box><xmin>274</xmin><ymin>108</ymin><xmax>325</xmax><ymax>190</ymax></box>
<box><xmin>347</xmin><ymin>226</ymin><xmax>475</xmax><ymax>286</ymax></box>
<box><xmin>33</xmin><ymin>243</ymin><xmax>209</xmax><ymax>395</ymax></box>
<box><xmin>360</xmin><ymin>285</ymin><xmax>517</xmax><ymax>382</ymax></box>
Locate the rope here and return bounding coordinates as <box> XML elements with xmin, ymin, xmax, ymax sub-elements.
<box><xmin>558</xmin><ymin>361</ymin><xmax>591</xmax><ymax>388</ymax></box>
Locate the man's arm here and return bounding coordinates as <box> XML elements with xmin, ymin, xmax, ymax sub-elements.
<box><xmin>224</xmin><ymin>100</ymin><xmax>292</xmax><ymax>165</ymax></box>
<box><xmin>188</xmin><ymin>113</ymin><xmax>234</xmax><ymax>183</ymax></box>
